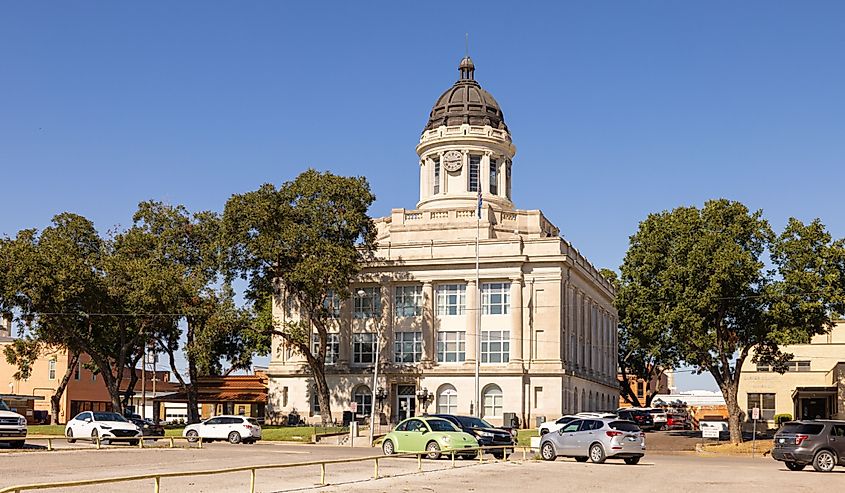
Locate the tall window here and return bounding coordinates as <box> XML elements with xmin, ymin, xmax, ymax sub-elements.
<box><xmin>352</xmin><ymin>333</ymin><xmax>377</xmax><ymax>364</ymax></box>
<box><xmin>489</xmin><ymin>158</ymin><xmax>498</xmax><ymax>195</ymax></box>
<box><xmin>468</xmin><ymin>155</ymin><xmax>480</xmax><ymax>192</ymax></box>
<box><xmin>433</xmin><ymin>157</ymin><xmax>441</xmax><ymax>195</ymax></box>
<box><xmin>482</xmin><ymin>384</ymin><xmax>503</xmax><ymax>417</ymax></box>
<box><xmin>311</xmin><ymin>389</ymin><xmax>321</xmax><ymax>416</ymax></box>
<box><xmin>481</xmin><ymin>330</ymin><xmax>510</xmax><ymax>363</ymax></box>
<box><xmin>437</xmin><ymin>331</ymin><xmax>466</xmax><ymax>362</ymax></box>
<box><xmin>354</xmin><ymin>287</ymin><xmax>381</xmax><ymax>319</ymax></box>
<box><xmin>505</xmin><ymin>159</ymin><xmax>512</xmax><ymax>199</ymax></box>
<box><xmin>394</xmin><ymin>331</ymin><xmax>423</xmax><ymax>363</ymax></box>
<box><xmin>74</xmin><ymin>361</ymin><xmax>81</xmax><ymax>380</ymax></box>
<box><xmin>311</xmin><ymin>333</ymin><xmax>340</xmax><ymax>365</ymax></box>
<box><xmin>323</xmin><ymin>289</ymin><xmax>341</xmax><ymax>318</ymax></box>
<box><xmin>48</xmin><ymin>359</ymin><xmax>57</xmax><ymax>380</ymax></box>
<box><xmin>436</xmin><ymin>284</ymin><xmax>466</xmax><ymax>316</ymax></box>
<box><xmin>394</xmin><ymin>285</ymin><xmax>423</xmax><ymax>317</ymax></box>
<box><xmin>747</xmin><ymin>393</ymin><xmax>776</xmax><ymax>421</ymax></box>
<box><xmin>437</xmin><ymin>385</ymin><xmax>458</xmax><ymax>414</ymax></box>
<box><xmin>353</xmin><ymin>386</ymin><xmax>372</xmax><ymax>417</ymax></box>
<box><xmin>482</xmin><ymin>282</ymin><xmax>510</xmax><ymax>315</ymax></box>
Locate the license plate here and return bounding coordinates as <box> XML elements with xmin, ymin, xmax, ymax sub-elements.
<box><xmin>778</xmin><ymin>438</ymin><xmax>785</xmax><ymax>443</ymax></box>
<box><xmin>626</xmin><ymin>436</ymin><xmax>638</xmax><ymax>442</ymax></box>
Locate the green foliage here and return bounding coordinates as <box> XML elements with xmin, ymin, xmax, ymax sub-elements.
<box><xmin>774</xmin><ymin>413</ymin><xmax>793</xmax><ymax>426</ymax></box>
<box><xmin>617</xmin><ymin>199</ymin><xmax>845</xmax><ymax>442</ymax></box>
<box><xmin>3</xmin><ymin>336</ymin><xmax>41</xmax><ymax>380</ymax></box>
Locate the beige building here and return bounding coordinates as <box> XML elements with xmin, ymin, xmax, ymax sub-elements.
<box><xmin>738</xmin><ymin>319</ymin><xmax>845</xmax><ymax>427</ymax></box>
<box><xmin>266</xmin><ymin>57</ymin><xmax>618</xmax><ymax>428</ymax></box>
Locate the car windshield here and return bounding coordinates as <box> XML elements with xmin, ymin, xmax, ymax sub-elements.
<box><xmin>0</xmin><ymin>400</ymin><xmax>9</xmax><ymax>411</ymax></box>
<box><xmin>455</xmin><ymin>416</ymin><xmax>493</xmax><ymax>429</ymax></box>
<box><xmin>609</xmin><ymin>421</ymin><xmax>641</xmax><ymax>432</ymax></box>
<box><xmin>780</xmin><ymin>423</ymin><xmax>824</xmax><ymax>435</ymax></box>
<box><xmin>427</xmin><ymin>419</ymin><xmax>458</xmax><ymax>432</ymax></box>
<box><xmin>93</xmin><ymin>412</ymin><xmax>127</xmax><ymax>422</ymax></box>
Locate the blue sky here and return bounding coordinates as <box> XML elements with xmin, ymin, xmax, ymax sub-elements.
<box><xmin>2</xmin><ymin>2</ymin><xmax>844</xmax><ymax>391</ymax></box>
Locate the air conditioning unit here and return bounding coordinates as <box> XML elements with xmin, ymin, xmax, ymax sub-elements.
<box><xmin>503</xmin><ymin>412</ymin><xmax>519</xmax><ymax>428</ymax></box>
<box><xmin>535</xmin><ymin>416</ymin><xmax>546</xmax><ymax>428</ymax></box>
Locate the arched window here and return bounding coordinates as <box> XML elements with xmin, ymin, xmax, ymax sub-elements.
<box><xmin>581</xmin><ymin>389</ymin><xmax>586</xmax><ymax>413</ymax></box>
<box><xmin>482</xmin><ymin>384</ymin><xmax>503</xmax><ymax>418</ymax></box>
<box><xmin>353</xmin><ymin>385</ymin><xmax>372</xmax><ymax>417</ymax></box>
<box><xmin>589</xmin><ymin>391</ymin><xmax>594</xmax><ymax>411</ymax></box>
<box><xmin>573</xmin><ymin>387</ymin><xmax>579</xmax><ymax>413</ymax></box>
<box><xmin>436</xmin><ymin>384</ymin><xmax>458</xmax><ymax>414</ymax></box>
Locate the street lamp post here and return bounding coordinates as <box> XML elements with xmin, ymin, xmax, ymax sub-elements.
<box><xmin>358</xmin><ymin>289</ymin><xmax>381</xmax><ymax>447</ymax></box>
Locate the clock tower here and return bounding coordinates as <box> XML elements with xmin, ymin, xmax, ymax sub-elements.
<box><xmin>416</xmin><ymin>57</ymin><xmax>516</xmax><ymax>211</ymax></box>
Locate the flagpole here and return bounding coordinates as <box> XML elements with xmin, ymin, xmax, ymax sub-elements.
<box><xmin>475</xmin><ymin>189</ymin><xmax>481</xmax><ymax>418</ymax></box>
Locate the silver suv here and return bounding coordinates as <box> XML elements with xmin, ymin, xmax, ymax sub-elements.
<box><xmin>540</xmin><ymin>417</ymin><xmax>645</xmax><ymax>464</ymax></box>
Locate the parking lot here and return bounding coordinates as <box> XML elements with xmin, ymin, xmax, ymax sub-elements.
<box><xmin>1</xmin><ymin>438</ymin><xmax>843</xmax><ymax>492</ymax></box>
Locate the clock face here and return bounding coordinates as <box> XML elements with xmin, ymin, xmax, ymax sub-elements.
<box><xmin>443</xmin><ymin>151</ymin><xmax>462</xmax><ymax>172</ymax></box>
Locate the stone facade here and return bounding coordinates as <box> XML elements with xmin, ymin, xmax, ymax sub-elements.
<box><xmin>266</xmin><ymin>58</ymin><xmax>618</xmax><ymax>428</ymax></box>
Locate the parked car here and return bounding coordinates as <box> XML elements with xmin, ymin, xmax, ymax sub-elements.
<box><xmin>65</xmin><ymin>411</ymin><xmax>141</xmax><ymax>445</ymax></box>
<box><xmin>431</xmin><ymin>414</ymin><xmax>515</xmax><ymax>459</ymax></box>
<box><xmin>0</xmin><ymin>399</ymin><xmax>27</xmax><ymax>449</ymax></box>
<box><xmin>644</xmin><ymin>408</ymin><xmax>668</xmax><ymax>430</ymax></box>
<box><xmin>772</xmin><ymin>420</ymin><xmax>845</xmax><ymax>472</ymax></box>
<box><xmin>616</xmin><ymin>409</ymin><xmax>655</xmax><ymax>431</ymax></box>
<box><xmin>539</xmin><ymin>415</ymin><xmax>579</xmax><ymax>436</ymax></box>
<box><xmin>540</xmin><ymin>417</ymin><xmax>646</xmax><ymax>464</ymax></box>
<box><xmin>666</xmin><ymin>413</ymin><xmax>689</xmax><ymax>430</ymax></box>
<box><xmin>125</xmin><ymin>414</ymin><xmax>165</xmax><ymax>438</ymax></box>
<box><xmin>381</xmin><ymin>416</ymin><xmax>479</xmax><ymax>459</ymax></box>
<box><xmin>183</xmin><ymin>415</ymin><xmax>262</xmax><ymax>444</ymax></box>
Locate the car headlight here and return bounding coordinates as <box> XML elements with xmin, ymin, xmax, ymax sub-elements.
<box><xmin>441</xmin><ymin>435</ymin><xmax>451</xmax><ymax>443</ymax></box>
<box><xmin>18</xmin><ymin>417</ymin><xmax>26</xmax><ymax>426</ymax></box>
<box><xmin>476</xmin><ymin>431</ymin><xmax>494</xmax><ymax>438</ymax></box>
<box><xmin>100</xmin><ymin>425</ymin><xmax>112</xmax><ymax>430</ymax></box>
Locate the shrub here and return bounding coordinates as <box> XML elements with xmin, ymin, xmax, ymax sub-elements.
<box><xmin>774</xmin><ymin>414</ymin><xmax>792</xmax><ymax>426</ymax></box>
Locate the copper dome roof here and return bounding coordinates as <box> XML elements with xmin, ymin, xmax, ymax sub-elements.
<box><xmin>424</xmin><ymin>57</ymin><xmax>508</xmax><ymax>132</ymax></box>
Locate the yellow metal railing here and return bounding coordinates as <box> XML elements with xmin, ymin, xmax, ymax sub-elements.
<box><xmin>0</xmin><ymin>445</ymin><xmax>531</xmax><ymax>493</ymax></box>
<box><xmin>1</xmin><ymin>435</ymin><xmax>202</xmax><ymax>452</ymax></box>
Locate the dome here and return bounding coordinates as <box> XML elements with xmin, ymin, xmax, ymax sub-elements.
<box><xmin>424</xmin><ymin>57</ymin><xmax>508</xmax><ymax>132</ymax></box>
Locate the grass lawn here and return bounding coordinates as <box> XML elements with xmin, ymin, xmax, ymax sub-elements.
<box><xmin>517</xmin><ymin>429</ymin><xmax>538</xmax><ymax>447</ymax></box>
<box><xmin>27</xmin><ymin>425</ymin><xmax>66</xmax><ymax>436</ymax></box>
<box><xmin>163</xmin><ymin>426</ymin><xmax>346</xmax><ymax>441</ymax></box>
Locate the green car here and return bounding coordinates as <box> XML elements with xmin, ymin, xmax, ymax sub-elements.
<box><xmin>381</xmin><ymin>416</ymin><xmax>479</xmax><ymax>459</ymax></box>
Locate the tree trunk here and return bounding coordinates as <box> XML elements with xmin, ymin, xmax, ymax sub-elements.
<box><xmin>185</xmin><ymin>319</ymin><xmax>201</xmax><ymax>424</ymax></box>
<box><xmin>51</xmin><ymin>352</ymin><xmax>79</xmax><ymax>424</ymax></box>
<box><xmin>720</xmin><ymin>381</ymin><xmax>744</xmax><ymax>444</ymax></box>
<box><xmin>121</xmin><ymin>355</ymin><xmax>141</xmax><ymax>411</ymax></box>
<box><xmin>312</xmin><ymin>362</ymin><xmax>332</xmax><ymax>428</ymax></box>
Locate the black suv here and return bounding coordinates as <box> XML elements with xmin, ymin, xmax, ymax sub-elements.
<box><xmin>617</xmin><ymin>409</ymin><xmax>654</xmax><ymax>431</ymax></box>
<box><xmin>773</xmin><ymin>420</ymin><xmax>845</xmax><ymax>472</ymax></box>
<box><xmin>430</xmin><ymin>414</ymin><xmax>515</xmax><ymax>459</ymax></box>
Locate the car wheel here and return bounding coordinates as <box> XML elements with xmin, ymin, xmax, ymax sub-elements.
<box><xmin>228</xmin><ymin>431</ymin><xmax>242</xmax><ymax>444</ymax></box>
<box><xmin>382</xmin><ymin>439</ymin><xmax>395</xmax><ymax>455</ymax></box>
<box><xmin>812</xmin><ymin>450</ymin><xmax>836</xmax><ymax>472</ymax></box>
<box><xmin>540</xmin><ymin>442</ymin><xmax>556</xmax><ymax>461</ymax></box>
<box><xmin>785</xmin><ymin>461</ymin><xmax>806</xmax><ymax>471</ymax></box>
<box><xmin>574</xmin><ymin>457</ymin><xmax>589</xmax><ymax>462</ymax></box>
<box><xmin>91</xmin><ymin>428</ymin><xmax>99</xmax><ymax>445</ymax></box>
<box><xmin>425</xmin><ymin>441</ymin><xmax>442</xmax><ymax>460</ymax></box>
<box><xmin>186</xmin><ymin>430</ymin><xmax>199</xmax><ymax>443</ymax></box>
<box><xmin>66</xmin><ymin>429</ymin><xmax>76</xmax><ymax>444</ymax></box>
<box><xmin>128</xmin><ymin>440</ymin><xmax>139</xmax><ymax>446</ymax></box>
<box><xmin>540</xmin><ymin>429</ymin><xmax>548</xmax><ymax>436</ymax></box>
<box><xmin>589</xmin><ymin>443</ymin><xmax>606</xmax><ymax>464</ymax></box>
<box><xmin>624</xmin><ymin>456</ymin><xmax>641</xmax><ymax>465</ymax></box>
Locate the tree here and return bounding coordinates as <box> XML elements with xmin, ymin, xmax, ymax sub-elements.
<box><xmin>114</xmin><ymin>201</ymin><xmax>268</xmax><ymax>423</ymax></box>
<box><xmin>617</xmin><ymin>199</ymin><xmax>845</xmax><ymax>443</ymax></box>
<box><xmin>223</xmin><ymin>169</ymin><xmax>376</xmax><ymax>426</ymax></box>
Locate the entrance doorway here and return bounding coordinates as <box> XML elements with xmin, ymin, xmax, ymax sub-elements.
<box><xmin>396</xmin><ymin>385</ymin><xmax>416</xmax><ymax>422</ymax></box>
<box><xmin>801</xmin><ymin>398</ymin><xmax>829</xmax><ymax>420</ymax></box>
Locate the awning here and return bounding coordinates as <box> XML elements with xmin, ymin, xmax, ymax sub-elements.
<box><xmin>791</xmin><ymin>387</ymin><xmax>837</xmax><ymax>399</ymax></box>
<box><xmin>153</xmin><ymin>390</ymin><xmax>266</xmax><ymax>404</ymax></box>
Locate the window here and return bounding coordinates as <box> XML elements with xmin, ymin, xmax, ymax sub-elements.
<box><xmin>311</xmin><ymin>390</ymin><xmax>321</xmax><ymax>416</ymax></box>
<box><xmin>354</xmin><ymin>287</ymin><xmax>381</xmax><ymax>318</ymax></box>
<box><xmin>436</xmin><ymin>284</ymin><xmax>466</xmax><ymax>316</ymax></box>
<box><xmin>505</xmin><ymin>159</ymin><xmax>512</xmax><ymax>199</ymax></box>
<box><xmin>756</xmin><ymin>360</ymin><xmax>811</xmax><ymax>372</ymax></box>
<box><xmin>482</xmin><ymin>282</ymin><xmax>510</xmax><ymax>315</ymax></box>
<box><xmin>482</xmin><ymin>384</ymin><xmax>503</xmax><ymax>418</ymax></box>
<box><xmin>48</xmin><ymin>359</ymin><xmax>56</xmax><ymax>380</ymax></box>
<box><xmin>311</xmin><ymin>333</ymin><xmax>340</xmax><ymax>365</ymax></box>
<box><xmin>562</xmin><ymin>420</ymin><xmax>582</xmax><ymax>433</ymax></box>
<box><xmin>436</xmin><ymin>331</ymin><xmax>466</xmax><ymax>363</ymax></box>
<box><xmin>437</xmin><ymin>385</ymin><xmax>458</xmax><ymax>414</ymax></box>
<box><xmin>394</xmin><ymin>285</ymin><xmax>423</xmax><ymax>317</ymax></box>
<box><xmin>534</xmin><ymin>386</ymin><xmax>543</xmax><ymax>408</ymax></box>
<box><xmin>394</xmin><ymin>331</ymin><xmax>423</xmax><ymax>363</ymax></box>
<box><xmin>353</xmin><ymin>386</ymin><xmax>372</xmax><ymax>417</ymax></box>
<box><xmin>489</xmin><ymin>158</ymin><xmax>498</xmax><ymax>195</ymax></box>
<box><xmin>747</xmin><ymin>393</ymin><xmax>776</xmax><ymax>421</ymax></box>
<box><xmin>433</xmin><ymin>157</ymin><xmax>441</xmax><ymax>195</ymax></box>
<box><xmin>323</xmin><ymin>290</ymin><xmax>341</xmax><ymax>318</ymax></box>
<box><xmin>352</xmin><ymin>333</ymin><xmax>377</xmax><ymax>364</ymax></box>
<box><xmin>468</xmin><ymin>155</ymin><xmax>480</xmax><ymax>192</ymax></box>
<box><xmin>237</xmin><ymin>406</ymin><xmax>246</xmax><ymax>416</ymax></box>
<box><xmin>481</xmin><ymin>330</ymin><xmax>510</xmax><ymax>363</ymax></box>
<box><xmin>74</xmin><ymin>361</ymin><xmax>81</xmax><ymax>380</ymax></box>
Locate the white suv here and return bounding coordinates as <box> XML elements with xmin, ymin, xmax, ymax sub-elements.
<box><xmin>183</xmin><ymin>415</ymin><xmax>262</xmax><ymax>444</ymax></box>
<box><xmin>0</xmin><ymin>399</ymin><xmax>28</xmax><ymax>449</ymax></box>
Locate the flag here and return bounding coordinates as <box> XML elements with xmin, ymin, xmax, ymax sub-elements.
<box><xmin>477</xmin><ymin>189</ymin><xmax>482</xmax><ymax>218</ymax></box>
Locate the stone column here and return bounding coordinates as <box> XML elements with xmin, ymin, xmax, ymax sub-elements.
<box><xmin>510</xmin><ymin>277</ymin><xmax>524</xmax><ymax>363</ymax></box>
<box><xmin>422</xmin><ymin>281</ymin><xmax>435</xmax><ymax>364</ymax></box>
<box><xmin>481</xmin><ymin>152</ymin><xmax>490</xmax><ymax>195</ymax></box>
<box><xmin>465</xmin><ymin>279</ymin><xmax>477</xmax><ymax>364</ymax></box>
<box><xmin>381</xmin><ymin>282</ymin><xmax>393</xmax><ymax>366</ymax></box>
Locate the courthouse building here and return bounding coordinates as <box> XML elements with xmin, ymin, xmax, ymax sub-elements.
<box><xmin>267</xmin><ymin>57</ymin><xmax>618</xmax><ymax>427</ymax></box>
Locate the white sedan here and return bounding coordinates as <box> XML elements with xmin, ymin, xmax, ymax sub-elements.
<box><xmin>183</xmin><ymin>415</ymin><xmax>262</xmax><ymax>444</ymax></box>
<box><xmin>65</xmin><ymin>411</ymin><xmax>141</xmax><ymax>445</ymax></box>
